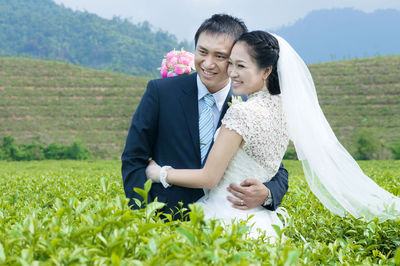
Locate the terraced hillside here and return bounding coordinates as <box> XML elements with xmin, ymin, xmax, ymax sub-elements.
<box><xmin>0</xmin><ymin>58</ymin><xmax>148</xmax><ymax>158</ymax></box>
<box><xmin>1</xmin><ymin>56</ymin><xmax>399</xmax><ymax>159</ymax></box>
<box><xmin>310</xmin><ymin>56</ymin><xmax>400</xmax><ymax>154</ymax></box>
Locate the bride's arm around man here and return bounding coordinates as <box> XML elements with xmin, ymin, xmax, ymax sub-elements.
<box><xmin>121</xmin><ymin>14</ymin><xmax>289</xmax><ymax>215</ymax></box>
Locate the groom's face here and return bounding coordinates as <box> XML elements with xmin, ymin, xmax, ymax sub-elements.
<box><xmin>195</xmin><ymin>32</ymin><xmax>234</xmax><ymax>93</ymax></box>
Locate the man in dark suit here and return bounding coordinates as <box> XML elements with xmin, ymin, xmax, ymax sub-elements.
<box><xmin>121</xmin><ymin>14</ymin><xmax>289</xmax><ymax>217</ymax></box>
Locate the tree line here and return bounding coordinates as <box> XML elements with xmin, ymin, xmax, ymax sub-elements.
<box><xmin>0</xmin><ymin>136</ymin><xmax>92</xmax><ymax>161</ymax></box>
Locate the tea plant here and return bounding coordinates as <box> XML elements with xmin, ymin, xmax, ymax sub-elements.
<box><xmin>0</xmin><ymin>160</ymin><xmax>399</xmax><ymax>264</ymax></box>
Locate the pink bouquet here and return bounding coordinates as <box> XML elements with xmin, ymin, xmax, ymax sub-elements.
<box><xmin>159</xmin><ymin>49</ymin><xmax>195</xmax><ymax>78</ymax></box>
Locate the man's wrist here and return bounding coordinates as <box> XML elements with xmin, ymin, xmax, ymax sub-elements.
<box><xmin>262</xmin><ymin>190</ymin><xmax>273</xmax><ymax>206</ymax></box>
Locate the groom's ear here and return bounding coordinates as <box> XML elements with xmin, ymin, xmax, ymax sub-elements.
<box><xmin>263</xmin><ymin>66</ymin><xmax>272</xmax><ymax>80</ymax></box>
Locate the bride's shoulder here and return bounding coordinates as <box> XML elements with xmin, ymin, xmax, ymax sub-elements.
<box><xmin>225</xmin><ymin>100</ymin><xmax>250</xmax><ymax>117</ymax></box>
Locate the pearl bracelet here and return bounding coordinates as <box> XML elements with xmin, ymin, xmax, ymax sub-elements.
<box><xmin>160</xmin><ymin>166</ymin><xmax>172</xmax><ymax>188</ymax></box>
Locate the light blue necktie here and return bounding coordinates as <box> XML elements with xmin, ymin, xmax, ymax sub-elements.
<box><xmin>199</xmin><ymin>93</ymin><xmax>215</xmax><ymax>163</ymax></box>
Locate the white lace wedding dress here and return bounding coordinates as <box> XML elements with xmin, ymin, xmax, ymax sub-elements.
<box><xmin>196</xmin><ymin>90</ymin><xmax>289</xmax><ymax>241</ymax></box>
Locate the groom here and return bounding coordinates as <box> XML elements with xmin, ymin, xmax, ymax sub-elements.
<box><xmin>121</xmin><ymin>14</ymin><xmax>288</xmax><ymax>216</ymax></box>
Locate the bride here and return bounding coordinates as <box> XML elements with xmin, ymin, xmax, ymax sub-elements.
<box><xmin>146</xmin><ymin>31</ymin><xmax>400</xmax><ymax>240</ymax></box>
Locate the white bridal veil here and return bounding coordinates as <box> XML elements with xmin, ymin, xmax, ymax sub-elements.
<box><xmin>274</xmin><ymin>34</ymin><xmax>400</xmax><ymax>221</ymax></box>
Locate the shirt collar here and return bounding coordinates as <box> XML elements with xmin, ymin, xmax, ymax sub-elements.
<box><xmin>197</xmin><ymin>75</ymin><xmax>231</xmax><ymax>111</ymax></box>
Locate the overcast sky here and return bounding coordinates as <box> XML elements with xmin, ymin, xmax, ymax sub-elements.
<box><xmin>53</xmin><ymin>0</ymin><xmax>400</xmax><ymax>41</ymax></box>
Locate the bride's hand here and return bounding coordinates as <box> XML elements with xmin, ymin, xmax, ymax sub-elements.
<box><xmin>146</xmin><ymin>160</ymin><xmax>161</xmax><ymax>182</ymax></box>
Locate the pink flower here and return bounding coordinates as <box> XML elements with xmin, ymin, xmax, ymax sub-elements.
<box><xmin>160</xmin><ymin>65</ymin><xmax>168</xmax><ymax>78</ymax></box>
<box><xmin>159</xmin><ymin>49</ymin><xmax>195</xmax><ymax>78</ymax></box>
<box><xmin>167</xmin><ymin>57</ymin><xmax>177</xmax><ymax>68</ymax></box>
<box><xmin>174</xmin><ymin>65</ymin><xmax>185</xmax><ymax>75</ymax></box>
<box><xmin>165</xmin><ymin>50</ymin><xmax>179</xmax><ymax>59</ymax></box>
<box><xmin>185</xmin><ymin>66</ymin><xmax>191</xmax><ymax>73</ymax></box>
<box><xmin>182</xmin><ymin>52</ymin><xmax>194</xmax><ymax>62</ymax></box>
<box><xmin>178</xmin><ymin>55</ymin><xmax>192</xmax><ymax>66</ymax></box>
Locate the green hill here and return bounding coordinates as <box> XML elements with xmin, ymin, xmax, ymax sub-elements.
<box><xmin>310</xmin><ymin>56</ymin><xmax>400</xmax><ymax>157</ymax></box>
<box><xmin>1</xmin><ymin>56</ymin><xmax>399</xmax><ymax>159</ymax></box>
<box><xmin>0</xmin><ymin>58</ymin><xmax>149</xmax><ymax>158</ymax></box>
<box><xmin>0</xmin><ymin>0</ymin><xmax>191</xmax><ymax>77</ymax></box>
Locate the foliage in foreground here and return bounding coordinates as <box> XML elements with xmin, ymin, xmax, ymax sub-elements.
<box><xmin>0</xmin><ymin>160</ymin><xmax>399</xmax><ymax>265</ymax></box>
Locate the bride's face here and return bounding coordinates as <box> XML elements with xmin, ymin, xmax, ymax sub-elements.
<box><xmin>228</xmin><ymin>42</ymin><xmax>270</xmax><ymax>95</ymax></box>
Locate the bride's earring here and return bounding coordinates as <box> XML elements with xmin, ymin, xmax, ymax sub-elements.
<box><xmin>262</xmin><ymin>77</ymin><xmax>269</xmax><ymax>91</ymax></box>
<box><xmin>262</xmin><ymin>67</ymin><xmax>272</xmax><ymax>91</ymax></box>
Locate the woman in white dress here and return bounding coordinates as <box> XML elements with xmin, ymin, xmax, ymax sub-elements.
<box><xmin>146</xmin><ymin>31</ymin><xmax>400</xmax><ymax>240</ymax></box>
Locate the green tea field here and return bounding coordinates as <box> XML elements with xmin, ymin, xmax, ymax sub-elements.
<box><xmin>310</xmin><ymin>56</ymin><xmax>400</xmax><ymax>154</ymax></box>
<box><xmin>1</xmin><ymin>160</ymin><xmax>399</xmax><ymax>264</ymax></box>
<box><xmin>0</xmin><ymin>58</ymin><xmax>148</xmax><ymax>159</ymax></box>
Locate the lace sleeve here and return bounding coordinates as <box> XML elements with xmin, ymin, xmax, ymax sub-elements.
<box><xmin>221</xmin><ymin>102</ymin><xmax>250</xmax><ymax>142</ymax></box>
<box><xmin>220</xmin><ymin>93</ymin><xmax>289</xmax><ymax>173</ymax></box>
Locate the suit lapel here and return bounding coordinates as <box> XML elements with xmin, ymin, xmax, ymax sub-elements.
<box><xmin>217</xmin><ymin>88</ymin><xmax>233</xmax><ymax>128</ymax></box>
<box><xmin>179</xmin><ymin>74</ymin><xmax>201</xmax><ymax>162</ymax></box>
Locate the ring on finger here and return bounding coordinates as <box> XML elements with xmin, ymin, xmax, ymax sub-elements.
<box><xmin>240</xmin><ymin>199</ymin><xmax>244</xmax><ymax>206</ymax></box>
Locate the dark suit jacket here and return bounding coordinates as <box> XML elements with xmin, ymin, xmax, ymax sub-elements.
<box><xmin>121</xmin><ymin>73</ymin><xmax>288</xmax><ymax>215</ymax></box>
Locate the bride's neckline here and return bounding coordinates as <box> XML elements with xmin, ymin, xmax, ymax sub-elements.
<box><xmin>248</xmin><ymin>85</ymin><xmax>270</xmax><ymax>100</ymax></box>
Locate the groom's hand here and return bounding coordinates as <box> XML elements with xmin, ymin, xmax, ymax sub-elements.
<box><xmin>227</xmin><ymin>178</ymin><xmax>269</xmax><ymax>210</ymax></box>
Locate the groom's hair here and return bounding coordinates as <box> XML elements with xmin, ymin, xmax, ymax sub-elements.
<box><xmin>194</xmin><ymin>14</ymin><xmax>248</xmax><ymax>46</ymax></box>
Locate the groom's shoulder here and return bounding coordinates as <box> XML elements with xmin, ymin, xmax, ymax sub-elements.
<box><xmin>148</xmin><ymin>73</ymin><xmax>197</xmax><ymax>92</ymax></box>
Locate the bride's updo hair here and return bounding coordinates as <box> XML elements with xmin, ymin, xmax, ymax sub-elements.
<box><xmin>235</xmin><ymin>31</ymin><xmax>280</xmax><ymax>95</ymax></box>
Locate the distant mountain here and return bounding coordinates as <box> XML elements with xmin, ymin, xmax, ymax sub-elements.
<box><xmin>2</xmin><ymin>2</ymin><xmax>399</xmax><ymax>76</ymax></box>
<box><xmin>0</xmin><ymin>0</ymin><xmax>190</xmax><ymax>77</ymax></box>
<box><xmin>274</xmin><ymin>8</ymin><xmax>400</xmax><ymax>64</ymax></box>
